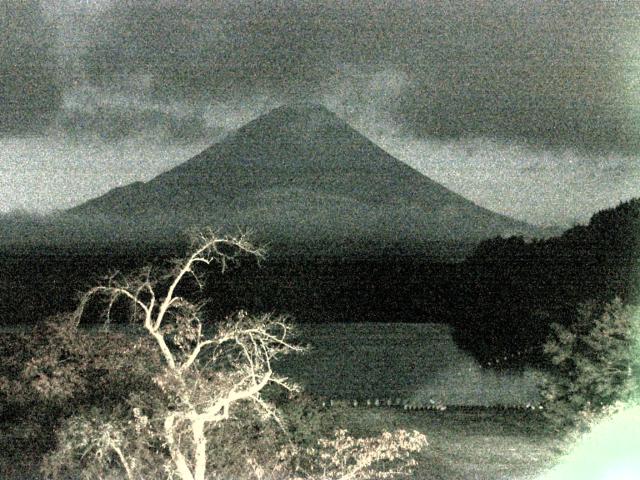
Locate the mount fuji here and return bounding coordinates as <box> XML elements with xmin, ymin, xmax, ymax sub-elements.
<box><xmin>68</xmin><ymin>103</ymin><xmax>537</xmax><ymax>253</ymax></box>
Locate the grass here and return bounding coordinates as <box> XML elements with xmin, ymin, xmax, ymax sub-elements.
<box><xmin>404</xmin><ymin>409</ymin><xmax>561</xmax><ymax>479</ymax></box>
<box><xmin>318</xmin><ymin>405</ymin><xmax>563</xmax><ymax>480</ymax></box>
<box><xmin>0</xmin><ymin>406</ymin><xmax>563</xmax><ymax>480</ymax></box>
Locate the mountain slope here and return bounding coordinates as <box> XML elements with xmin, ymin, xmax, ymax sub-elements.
<box><xmin>68</xmin><ymin>103</ymin><xmax>537</xmax><ymax>251</ymax></box>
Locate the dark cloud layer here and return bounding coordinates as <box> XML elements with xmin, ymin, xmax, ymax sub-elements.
<box><xmin>4</xmin><ymin>0</ymin><xmax>639</xmax><ymax>151</ymax></box>
<box><xmin>0</xmin><ymin>1</ymin><xmax>62</xmax><ymax>133</ymax></box>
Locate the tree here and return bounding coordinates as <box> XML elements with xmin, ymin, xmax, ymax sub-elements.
<box><xmin>540</xmin><ymin>298</ymin><xmax>638</xmax><ymax>430</ymax></box>
<box><xmin>46</xmin><ymin>231</ymin><xmax>303</xmax><ymax>480</ymax></box>
<box><xmin>42</xmin><ymin>230</ymin><xmax>428</xmax><ymax>480</ymax></box>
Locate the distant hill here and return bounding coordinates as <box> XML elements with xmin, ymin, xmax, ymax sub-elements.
<box><xmin>64</xmin><ymin>103</ymin><xmax>536</xmax><ymax>253</ymax></box>
<box><xmin>450</xmin><ymin>197</ymin><xmax>640</xmax><ymax>367</ymax></box>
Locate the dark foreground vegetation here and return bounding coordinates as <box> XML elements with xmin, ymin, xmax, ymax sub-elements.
<box><xmin>452</xmin><ymin>197</ymin><xmax>640</xmax><ymax>368</ymax></box>
<box><xmin>1</xmin><ymin>311</ymin><xmax>637</xmax><ymax>479</ymax></box>
<box><xmin>1</xmin><ymin>394</ymin><xmax>563</xmax><ymax>480</ymax></box>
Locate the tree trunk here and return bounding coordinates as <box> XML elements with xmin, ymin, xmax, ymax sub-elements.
<box><xmin>192</xmin><ymin>417</ymin><xmax>207</xmax><ymax>480</ymax></box>
<box><xmin>164</xmin><ymin>414</ymin><xmax>195</xmax><ymax>480</ymax></box>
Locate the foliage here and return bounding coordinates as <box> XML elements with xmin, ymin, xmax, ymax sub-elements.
<box><xmin>296</xmin><ymin>428</ymin><xmax>427</xmax><ymax>480</ymax></box>
<box><xmin>0</xmin><ymin>314</ymin><xmax>159</xmax><ymax>417</ymax></box>
<box><xmin>539</xmin><ymin>298</ymin><xmax>639</xmax><ymax>431</ymax></box>
<box><xmin>39</xmin><ymin>231</ymin><xmax>427</xmax><ymax>480</ymax></box>
<box><xmin>42</xmin><ymin>388</ymin><xmax>427</xmax><ymax>480</ymax></box>
<box><xmin>0</xmin><ymin>315</ymin><xmax>162</xmax><ymax>473</ymax></box>
<box><xmin>453</xmin><ymin>197</ymin><xmax>640</xmax><ymax>369</ymax></box>
<box><xmin>41</xmin><ymin>406</ymin><xmax>149</xmax><ymax>480</ymax></box>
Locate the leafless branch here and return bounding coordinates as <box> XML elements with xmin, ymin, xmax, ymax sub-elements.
<box><xmin>67</xmin><ymin>230</ymin><xmax>309</xmax><ymax>480</ymax></box>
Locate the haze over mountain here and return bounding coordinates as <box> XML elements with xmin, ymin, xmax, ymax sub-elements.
<box><xmin>66</xmin><ymin>103</ymin><xmax>537</xmax><ymax>253</ymax></box>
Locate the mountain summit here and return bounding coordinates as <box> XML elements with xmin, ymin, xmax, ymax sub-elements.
<box><xmin>68</xmin><ymin>103</ymin><xmax>536</xmax><ymax>252</ymax></box>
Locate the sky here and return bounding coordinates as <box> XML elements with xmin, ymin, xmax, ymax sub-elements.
<box><xmin>1</xmin><ymin>0</ymin><xmax>639</xmax><ymax>226</ymax></box>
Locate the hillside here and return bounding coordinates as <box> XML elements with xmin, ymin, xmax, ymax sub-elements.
<box><xmin>449</xmin><ymin>197</ymin><xmax>640</xmax><ymax>366</ymax></box>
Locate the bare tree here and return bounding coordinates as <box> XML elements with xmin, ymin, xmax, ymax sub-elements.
<box><xmin>70</xmin><ymin>230</ymin><xmax>304</xmax><ymax>480</ymax></box>
<box><xmin>42</xmin><ymin>229</ymin><xmax>428</xmax><ymax>480</ymax></box>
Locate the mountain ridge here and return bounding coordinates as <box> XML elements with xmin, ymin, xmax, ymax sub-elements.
<box><xmin>68</xmin><ymin>103</ymin><xmax>538</xmax><ymax>252</ymax></box>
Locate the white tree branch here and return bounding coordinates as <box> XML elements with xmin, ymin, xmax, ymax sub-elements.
<box><xmin>70</xmin><ymin>231</ymin><xmax>307</xmax><ymax>480</ymax></box>
<box><xmin>164</xmin><ymin>413</ymin><xmax>195</xmax><ymax>480</ymax></box>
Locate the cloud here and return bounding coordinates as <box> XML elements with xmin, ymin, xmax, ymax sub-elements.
<box><xmin>80</xmin><ymin>1</ymin><xmax>339</xmax><ymax>101</ymax></box>
<box><xmin>358</xmin><ymin>133</ymin><xmax>640</xmax><ymax>227</ymax></box>
<box><xmin>0</xmin><ymin>0</ymin><xmax>63</xmax><ymax>133</ymax></box>
<box><xmin>50</xmin><ymin>81</ymin><xmax>276</xmax><ymax>143</ymax></box>
<box><xmin>55</xmin><ymin>83</ymin><xmax>212</xmax><ymax>142</ymax></box>
<box><xmin>388</xmin><ymin>2</ymin><xmax>638</xmax><ymax>152</ymax></box>
<box><xmin>70</xmin><ymin>0</ymin><xmax>639</xmax><ymax>151</ymax></box>
<box><xmin>0</xmin><ymin>135</ymin><xmax>210</xmax><ymax>213</ymax></box>
<box><xmin>4</xmin><ymin>0</ymin><xmax>639</xmax><ymax>152</ymax></box>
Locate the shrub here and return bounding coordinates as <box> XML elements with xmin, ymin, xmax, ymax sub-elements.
<box><xmin>539</xmin><ymin>298</ymin><xmax>639</xmax><ymax>431</ymax></box>
<box><xmin>0</xmin><ymin>315</ymin><xmax>162</xmax><ymax>473</ymax></box>
<box><xmin>0</xmin><ymin>314</ymin><xmax>159</xmax><ymax>417</ymax></box>
<box><xmin>295</xmin><ymin>428</ymin><xmax>427</xmax><ymax>480</ymax></box>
